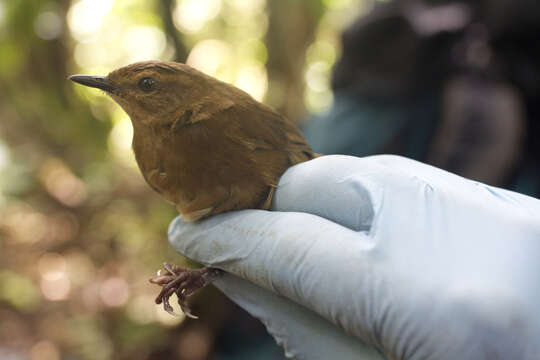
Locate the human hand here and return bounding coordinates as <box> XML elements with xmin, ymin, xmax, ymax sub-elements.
<box><xmin>168</xmin><ymin>155</ymin><xmax>540</xmax><ymax>359</ymax></box>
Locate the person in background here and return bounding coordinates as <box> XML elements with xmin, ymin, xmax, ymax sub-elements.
<box><xmin>303</xmin><ymin>0</ymin><xmax>540</xmax><ymax>198</ymax></box>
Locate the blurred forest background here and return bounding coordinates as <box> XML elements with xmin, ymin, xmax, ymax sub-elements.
<box><xmin>0</xmin><ymin>0</ymin><xmax>364</xmax><ymax>359</ymax></box>
<box><xmin>1</xmin><ymin>0</ymin><xmax>539</xmax><ymax>359</ymax></box>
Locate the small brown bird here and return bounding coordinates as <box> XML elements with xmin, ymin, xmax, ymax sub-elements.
<box><xmin>70</xmin><ymin>60</ymin><xmax>316</xmax><ymax>317</ymax></box>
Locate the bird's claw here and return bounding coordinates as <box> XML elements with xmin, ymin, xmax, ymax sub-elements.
<box><xmin>149</xmin><ymin>263</ymin><xmax>223</xmax><ymax>318</ymax></box>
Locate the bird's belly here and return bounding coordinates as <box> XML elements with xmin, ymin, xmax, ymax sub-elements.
<box><xmin>171</xmin><ymin>170</ymin><xmax>271</xmax><ymax>221</ymax></box>
<box><xmin>137</xmin><ymin>136</ymin><xmax>283</xmax><ymax>220</ymax></box>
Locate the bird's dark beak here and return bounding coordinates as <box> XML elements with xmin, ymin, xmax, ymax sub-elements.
<box><xmin>69</xmin><ymin>75</ymin><xmax>117</xmax><ymax>93</ymax></box>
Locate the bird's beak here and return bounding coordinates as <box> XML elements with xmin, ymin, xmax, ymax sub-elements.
<box><xmin>69</xmin><ymin>75</ymin><xmax>117</xmax><ymax>92</ymax></box>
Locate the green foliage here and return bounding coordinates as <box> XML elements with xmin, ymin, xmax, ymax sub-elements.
<box><xmin>0</xmin><ymin>270</ymin><xmax>40</xmax><ymax>312</ymax></box>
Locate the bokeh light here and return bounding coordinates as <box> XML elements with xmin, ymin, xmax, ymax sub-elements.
<box><xmin>108</xmin><ymin>115</ymin><xmax>137</xmax><ymax>167</ymax></box>
<box><xmin>235</xmin><ymin>65</ymin><xmax>268</xmax><ymax>101</ymax></box>
<box><xmin>303</xmin><ymin>0</ymin><xmax>373</xmax><ymax>113</ymax></box>
<box><xmin>99</xmin><ymin>277</ymin><xmax>130</xmax><ymax>307</ymax></box>
<box><xmin>228</xmin><ymin>0</ymin><xmax>265</xmax><ymax>13</ymax></box>
<box><xmin>40</xmin><ymin>275</ymin><xmax>71</xmax><ymax>301</ymax></box>
<box><xmin>186</xmin><ymin>39</ymin><xmax>232</xmax><ymax>80</ymax></box>
<box><xmin>74</xmin><ymin>42</ymin><xmax>110</xmax><ymax>69</ymax></box>
<box><xmin>38</xmin><ymin>253</ymin><xmax>67</xmax><ymax>281</ymax></box>
<box><xmin>173</xmin><ymin>0</ymin><xmax>222</xmax><ymax>33</ymax></box>
<box><xmin>39</xmin><ymin>158</ymin><xmax>88</xmax><ymax>207</ymax></box>
<box><xmin>34</xmin><ymin>11</ymin><xmax>63</xmax><ymax>40</ymax></box>
<box><xmin>3</xmin><ymin>205</ymin><xmax>49</xmax><ymax>244</ymax></box>
<box><xmin>304</xmin><ymin>61</ymin><xmax>333</xmax><ymax>111</ymax></box>
<box><xmin>67</xmin><ymin>0</ymin><xmax>114</xmax><ymax>42</ymax></box>
<box><xmin>38</xmin><ymin>254</ymin><xmax>72</xmax><ymax>301</ymax></box>
<box><xmin>123</xmin><ymin>26</ymin><xmax>167</xmax><ymax>62</ymax></box>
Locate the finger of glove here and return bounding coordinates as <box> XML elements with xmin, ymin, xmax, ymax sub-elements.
<box><xmin>213</xmin><ymin>274</ymin><xmax>385</xmax><ymax>360</ymax></box>
<box><xmin>273</xmin><ymin>155</ymin><xmax>381</xmax><ymax>231</ymax></box>
<box><xmin>274</xmin><ymin>154</ymin><xmax>540</xmax><ymax>233</ymax></box>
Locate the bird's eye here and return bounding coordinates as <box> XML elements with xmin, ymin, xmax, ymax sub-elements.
<box><xmin>138</xmin><ymin>77</ymin><xmax>156</xmax><ymax>92</ymax></box>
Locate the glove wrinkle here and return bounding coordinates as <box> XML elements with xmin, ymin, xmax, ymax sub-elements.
<box><xmin>275</xmin><ymin>155</ymin><xmax>377</xmax><ymax>232</ymax></box>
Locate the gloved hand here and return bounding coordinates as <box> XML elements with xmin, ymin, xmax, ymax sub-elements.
<box><xmin>168</xmin><ymin>155</ymin><xmax>540</xmax><ymax>360</ymax></box>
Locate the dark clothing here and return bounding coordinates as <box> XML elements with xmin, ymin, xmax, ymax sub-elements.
<box><xmin>303</xmin><ymin>0</ymin><xmax>540</xmax><ymax>198</ymax></box>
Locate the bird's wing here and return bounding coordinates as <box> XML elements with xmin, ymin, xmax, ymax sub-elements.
<box><xmin>220</xmin><ymin>102</ymin><xmax>314</xmax><ymax>159</ymax></box>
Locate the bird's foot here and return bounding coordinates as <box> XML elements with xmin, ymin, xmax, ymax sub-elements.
<box><xmin>149</xmin><ymin>263</ymin><xmax>223</xmax><ymax>318</ymax></box>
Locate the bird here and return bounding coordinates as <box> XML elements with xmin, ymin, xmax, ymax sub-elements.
<box><xmin>69</xmin><ymin>60</ymin><xmax>316</xmax><ymax>317</ymax></box>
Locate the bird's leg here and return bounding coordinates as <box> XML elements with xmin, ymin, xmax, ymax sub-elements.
<box><xmin>149</xmin><ymin>263</ymin><xmax>223</xmax><ymax>318</ymax></box>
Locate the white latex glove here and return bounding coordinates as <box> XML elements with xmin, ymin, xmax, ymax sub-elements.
<box><xmin>168</xmin><ymin>155</ymin><xmax>540</xmax><ymax>360</ymax></box>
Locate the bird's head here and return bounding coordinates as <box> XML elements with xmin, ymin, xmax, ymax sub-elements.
<box><xmin>69</xmin><ymin>61</ymin><xmax>233</xmax><ymax>127</ymax></box>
